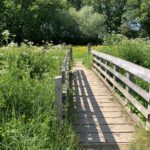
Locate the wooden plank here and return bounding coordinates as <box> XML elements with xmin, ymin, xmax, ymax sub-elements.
<box><xmin>74</xmin><ymin>106</ymin><xmax>122</xmax><ymax>112</ymax></box>
<box><xmin>55</xmin><ymin>76</ymin><xmax>62</xmax><ymax>122</ymax></box>
<box><xmin>74</xmin><ymin>102</ymin><xmax>119</xmax><ymax>107</ymax></box>
<box><xmin>74</xmin><ymin>124</ymin><xmax>135</xmax><ymax>133</ymax></box>
<box><xmin>73</xmin><ymin>95</ymin><xmax>115</xmax><ymax>102</ymax></box>
<box><xmin>92</xmin><ymin>50</ymin><xmax>150</xmax><ymax>83</ymax></box>
<box><xmin>78</xmin><ymin>132</ymin><xmax>133</xmax><ymax>143</ymax></box>
<box><xmin>76</xmin><ymin>111</ymin><xmax>125</xmax><ymax>118</ymax></box>
<box><xmin>73</xmin><ymin>117</ymin><xmax>133</xmax><ymax>125</ymax></box>
<box><xmin>74</xmin><ymin>93</ymin><xmax>111</xmax><ymax>96</ymax></box>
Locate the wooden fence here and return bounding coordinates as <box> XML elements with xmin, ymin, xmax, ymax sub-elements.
<box><xmin>91</xmin><ymin>50</ymin><xmax>150</xmax><ymax>126</ymax></box>
<box><xmin>55</xmin><ymin>47</ymin><xmax>72</xmax><ymax>122</ymax></box>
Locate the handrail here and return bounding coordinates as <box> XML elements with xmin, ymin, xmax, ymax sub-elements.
<box><xmin>92</xmin><ymin>50</ymin><xmax>150</xmax><ymax>83</ymax></box>
<box><xmin>91</xmin><ymin>50</ymin><xmax>150</xmax><ymax>124</ymax></box>
<box><xmin>55</xmin><ymin>47</ymin><xmax>72</xmax><ymax>122</ymax></box>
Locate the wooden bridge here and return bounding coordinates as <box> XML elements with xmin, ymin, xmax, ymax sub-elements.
<box><xmin>73</xmin><ymin>62</ymin><xmax>135</xmax><ymax>150</ymax></box>
<box><xmin>55</xmin><ymin>48</ymin><xmax>150</xmax><ymax>150</ymax></box>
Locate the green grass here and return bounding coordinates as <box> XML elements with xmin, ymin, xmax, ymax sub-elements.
<box><xmin>73</xmin><ymin>46</ymin><xmax>87</xmax><ymax>61</ymax></box>
<box><xmin>130</xmin><ymin>127</ymin><xmax>150</xmax><ymax>150</ymax></box>
<box><xmin>73</xmin><ymin>46</ymin><xmax>93</xmax><ymax>69</ymax></box>
<box><xmin>0</xmin><ymin>45</ymin><xmax>80</xmax><ymax>150</ymax></box>
<box><xmin>99</xmin><ymin>38</ymin><xmax>150</xmax><ymax>69</ymax></box>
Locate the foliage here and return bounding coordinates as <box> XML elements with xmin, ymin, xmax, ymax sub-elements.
<box><xmin>72</xmin><ymin>46</ymin><xmax>87</xmax><ymax>60</ymax></box>
<box><xmin>101</xmin><ymin>38</ymin><xmax>150</xmax><ymax>69</ymax></box>
<box><xmin>77</xmin><ymin>6</ymin><xmax>105</xmax><ymax>41</ymax></box>
<box><xmin>83</xmin><ymin>54</ymin><xmax>92</xmax><ymax>69</ymax></box>
<box><xmin>1</xmin><ymin>0</ymin><xmax>150</xmax><ymax>43</ymax></box>
<box><xmin>0</xmin><ymin>44</ymin><xmax>79</xmax><ymax>150</ymax></box>
<box><xmin>140</xmin><ymin>0</ymin><xmax>150</xmax><ymax>36</ymax></box>
<box><xmin>130</xmin><ymin>127</ymin><xmax>150</xmax><ymax>150</ymax></box>
<box><xmin>103</xmin><ymin>33</ymin><xmax>128</xmax><ymax>45</ymax></box>
<box><xmin>0</xmin><ymin>0</ymin><xmax>105</xmax><ymax>45</ymax></box>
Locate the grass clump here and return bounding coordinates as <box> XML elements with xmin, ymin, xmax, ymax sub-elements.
<box><xmin>83</xmin><ymin>54</ymin><xmax>92</xmax><ymax>69</ymax></box>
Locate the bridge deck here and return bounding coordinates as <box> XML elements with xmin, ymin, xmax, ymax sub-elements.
<box><xmin>72</xmin><ymin>62</ymin><xmax>135</xmax><ymax>150</ymax></box>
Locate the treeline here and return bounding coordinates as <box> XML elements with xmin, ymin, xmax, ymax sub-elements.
<box><xmin>0</xmin><ymin>0</ymin><xmax>150</xmax><ymax>44</ymax></box>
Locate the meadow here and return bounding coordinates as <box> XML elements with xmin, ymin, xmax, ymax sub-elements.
<box><xmin>0</xmin><ymin>44</ymin><xmax>79</xmax><ymax>150</ymax></box>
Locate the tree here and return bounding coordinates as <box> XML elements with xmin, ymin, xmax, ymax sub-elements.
<box><xmin>77</xmin><ymin>6</ymin><xmax>106</xmax><ymax>42</ymax></box>
<box><xmin>78</xmin><ymin>0</ymin><xmax>127</xmax><ymax>33</ymax></box>
<box><xmin>140</xmin><ymin>0</ymin><xmax>150</xmax><ymax>36</ymax></box>
<box><xmin>67</xmin><ymin>0</ymin><xmax>83</xmax><ymax>9</ymax></box>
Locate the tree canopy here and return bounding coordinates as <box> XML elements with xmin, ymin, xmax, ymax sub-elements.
<box><xmin>0</xmin><ymin>0</ymin><xmax>150</xmax><ymax>44</ymax></box>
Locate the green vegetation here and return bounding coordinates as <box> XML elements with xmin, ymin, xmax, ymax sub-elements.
<box><xmin>1</xmin><ymin>0</ymin><xmax>150</xmax><ymax>44</ymax></box>
<box><xmin>72</xmin><ymin>46</ymin><xmax>92</xmax><ymax>68</ymax></box>
<box><xmin>130</xmin><ymin>127</ymin><xmax>150</xmax><ymax>150</ymax></box>
<box><xmin>0</xmin><ymin>0</ymin><xmax>150</xmax><ymax>149</ymax></box>
<box><xmin>102</xmin><ymin>35</ymin><xmax>150</xmax><ymax>69</ymax></box>
<box><xmin>0</xmin><ymin>44</ymin><xmax>79</xmax><ymax>150</ymax></box>
<box><xmin>73</xmin><ymin>46</ymin><xmax>87</xmax><ymax>60</ymax></box>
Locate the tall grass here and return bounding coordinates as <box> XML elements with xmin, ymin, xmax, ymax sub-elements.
<box><xmin>99</xmin><ymin>38</ymin><xmax>150</xmax><ymax>69</ymax></box>
<box><xmin>73</xmin><ymin>46</ymin><xmax>93</xmax><ymax>68</ymax></box>
<box><xmin>0</xmin><ymin>45</ymin><xmax>79</xmax><ymax>150</ymax></box>
<box><xmin>130</xmin><ymin>127</ymin><xmax>150</xmax><ymax>150</ymax></box>
<box><xmin>73</xmin><ymin>46</ymin><xmax>87</xmax><ymax>60</ymax></box>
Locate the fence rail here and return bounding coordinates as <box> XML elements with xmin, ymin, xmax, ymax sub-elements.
<box><xmin>55</xmin><ymin>47</ymin><xmax>72</xmax><ymax>122</ymax></box>
<box><xmin>91</xmin><ymin>50</ymin><xmax>150</xmax><ymax>125</ymax></box>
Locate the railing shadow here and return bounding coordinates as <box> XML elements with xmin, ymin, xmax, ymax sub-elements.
<box><xmin>73</xmin><ymin>69</ymin><xmax>120</xmax><ymax>149</ymax></box>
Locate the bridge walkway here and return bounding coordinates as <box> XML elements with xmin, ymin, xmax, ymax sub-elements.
<box><xmin>72</xmin><ymin>62</ymin><xmax>135</xmax><ymax>150</ymax></box>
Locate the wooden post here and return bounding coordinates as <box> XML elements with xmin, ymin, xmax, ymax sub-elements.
<box><xmin>113</xmin><ymin>65</ymin><xmax>119</xmax><ymax>89</ymax></box>
<box><xmin>69</xmin><ymin>46</ymin><xmax>72</xmax><ymax>63</ymax></box>
<box><xmin>55</xmin><ymin>76</ymin><xmax>62</xmax><ymax>122</ymax></box>
<box><xmin>62</xmin><ymin>90</ymin><xmax>67</xmax><ymax>118</ymax></box>
<box><xmin>62</xmin><ymin>68</ymin><xmax>65</xmax><ymax>85</ymax></box>
<box><xmin>69</xmin><ymin>71</ymin><xmax>73</xmax><ymax>87</ymax></box>
<box><xmin>126</xmin><ymin>72</ymin><xmax>134</xmax><ymax>93</ymax></box>
<box><xmin>87</xmin><ymin>43</ymin><xmax>91</xmax><ymax>55</ymax></box>
<box><xmin>146</xmin><ymin>86</ymin><xmax>150</xmax><ymax>130</ymax></box>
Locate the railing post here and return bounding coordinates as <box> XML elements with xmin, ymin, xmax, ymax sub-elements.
<box><xmin>146</xmin><ymin>86</ymin><xmax>150</xmax><ymax>130</ymax></box>
<box><xmin>125</xmin><ymin>72</ymin><xmax>133</xmax><ymax>104</ymax></box>
<box><xmin>87</xmin><ymin>43</ymin><xmax>91</xmax><ymax>55</ymax></box>
<box><xmin>69</xmin><ymin>46</ymin><xmax>72</xmax><ymax>63</ymax></box>
<box><xmin>113</xmin><ymin>65</ymin><xmax>118</xmax><ymax>89</ymax></box>
<box><xmin>55</xmin><ymin>76</ymin><xmax>62</xmax><ymax>122</ymax></box>
<box><xmin>69</xmin><ymin>71</ymin><xmax>73</xmax><ymax>89</ymax></box>
<box><xmin>62</xmin><ymin>68</ymin><xmax>65</xmax><ymax>85</ymax></box>
<box><xmin>126</xmin><ymin>72</ymin><xmax>134</xmax><ymax>93</ymax></box>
